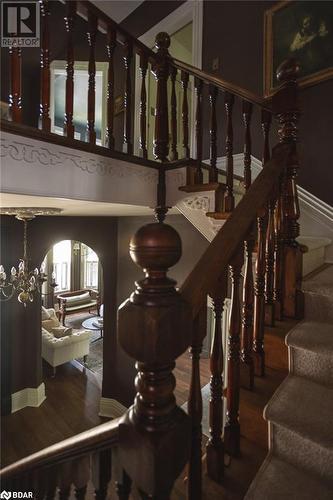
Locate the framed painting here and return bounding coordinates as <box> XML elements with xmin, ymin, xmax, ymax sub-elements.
<box><xmin>264</xmin><ymin>1</ymin><xmax>333</xmax><ymax>96</ymax></box>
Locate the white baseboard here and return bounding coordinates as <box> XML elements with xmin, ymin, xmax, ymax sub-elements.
<box><xmin>11</xmin><ymin>382</ymin><xmax>46</xmax><ymax>413</ymax></box>
<box><xmin>99</xmin><ymin>397</ymin><xmax>127</xmax><ymax>419</ymax></box>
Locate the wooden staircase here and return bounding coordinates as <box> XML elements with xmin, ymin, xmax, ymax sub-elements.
<box><xmin>1</xmin><ymin>1</ymin><xmax>324</xmax><ymax>498</ymax></box>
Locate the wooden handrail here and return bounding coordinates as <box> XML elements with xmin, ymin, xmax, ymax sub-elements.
<box><xmin>180</xmin><ymin>142</ymin><xmax>292</xmax><ymax>318</ymax></box>
<box><xmin>171</xmin><ymin>58</ymin><xmax>272</xmax><ymax>111</ymax></box>
<box><xmin>0</xmin><ymin>418</ymin><xmax>120</xmax><ymax>480</ymax></box>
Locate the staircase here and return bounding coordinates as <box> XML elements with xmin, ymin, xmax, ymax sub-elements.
<box><xmin>1</xmin><ymin>1</ymin><xmax>333</xmax><ymax>498</ymax></box>
<box><xmin>246</xmin><ymin>265</ymin><xmax>333</xmax><ymax>499</ymax></box>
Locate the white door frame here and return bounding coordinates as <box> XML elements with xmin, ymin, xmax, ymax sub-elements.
<box><xmin>133</xmin><ymin>1</ymin><xmax>203</xmax><ymax>157</ymax></box>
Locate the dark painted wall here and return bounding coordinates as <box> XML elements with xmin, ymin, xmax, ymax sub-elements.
<box><xmin>201</xmin><ymin>0</ymin><xmax>333</xmax><ymax>205</ymax></box>
<box><xmin>0</xmin><ymin>216</ymin><xmax>119</xmax><ymax>414</ymax></box>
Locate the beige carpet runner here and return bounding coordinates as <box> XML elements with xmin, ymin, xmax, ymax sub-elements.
<box><xmin>245</xmin><ymin>266</ymin><xmax>333</xmax><ymax>499</ymax></box>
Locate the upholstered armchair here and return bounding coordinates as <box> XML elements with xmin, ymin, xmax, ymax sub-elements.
<box><xmin>41</xmin><ymin>308</ymin><xmax>90</xmax><ymax>376</ymax></box>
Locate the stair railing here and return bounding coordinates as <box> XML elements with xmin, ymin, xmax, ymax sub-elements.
<box><xmin>2</xmin><ymin>2</ymin><xmax>304</xmax><ymax>495</ymax></box>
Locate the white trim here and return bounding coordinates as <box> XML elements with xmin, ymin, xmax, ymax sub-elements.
<box><xmin>99</xmin><ymin>397</ymin><xmax>127</xmax><ymax>418</ymax></box>
<box><xmin>134</xmin><ymin>1</ymin><xmax>203</xmax><ymax>157</ymax></box>
<box><xmin>11</xmin><ymin>383</ymin><xmax>46</xmax><ymax>413</ymax></box>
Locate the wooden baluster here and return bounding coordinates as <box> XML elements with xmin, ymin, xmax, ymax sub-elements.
<box><xmin>181</xmin><ymin>70</ymin><xmax>190</xmax><ymax>159</ymax></box>
<box><xmin>208</xmin><ymin>85</ymin><xmax>218</xmax><ymax>183</ymax></box>
<box><xmin>273</xmin><ymin>59</ymin><xmax>302</xmax><ymax>319</ymax></box>
<box><xmin>206</xmin><ymin>271</ymin><xmax>227</xmax><ymax>483</ymax></box>
<box><xmin>123</xmin><ymin>38</ymin><xmax>133</xmax><ymax>154</ymax></box>
<box><xmin>188</xmin><ymin>305</ymin><xmax>206</xmax><ymax>499</ymax></box>
<box><xmin>39</xmin><ymin>0</ymin><xmax>51</xmax><ymax>132</ymax></box>
<box><xmin>273</xmin><ymin>187</ymin><xmax>284</xmax><ymax>320</ymax></box>
<box><xmin>93</xmin><ymin>449</ymin><xmax>112</xmax><ymax>499</ymax></box>
<box><xmin>117</xmin><ymin>222</ymin><xmax>192</xmax><ymax>497</ymax></box>
<box><xmin>170</xmin><ymin>65</ymin><xmax>178</xmax><ymax>162</ymax></box>
<box><xmin>86</xmin><ymin>11</ymin><xmax>97</xmax><ymax>144</ymax></box>
<box><xmin>242</xmin><ymin>100</ymin><xmax>253</xmax><ymax>190</ymax></box>
<box><xmin>252</xmin><ymin>208</ymin><xmax>267</xmax><ymax>377</ymax></box>
<box><xmin>152</xmin><ymin>33</ymin><xmax>170</xmax><ymax>162</ymax></box>
<box><xmin>115</xmin><ymin>469</ymin><xmax>132</xmax><ymax>499</ymax></box>
<box><xmin>154</xmin><ymin>167</ymin><xmax>168</xmax><ymax>223</ymax></box>
<box><xmin>262</xmin><ymin>110</ymin><xmax>275</xmax><ymax>326</ymax></box>
<box><xmin>225</xmin><ymin>249</ymin><xmax>243</xmax><ymax>457</ymax></box>
<box><xmin>224</xmin><ymin>91</ymin><xmax>235</xmax><ymax>212</ymax></box>
<box><xmin>240</xmin><ymin>100</ymin><xmax>254</xmax><ymax>389</ymax></box>
<box><xmin>139</xmin><ymin>52</ymin><xmax>148</xmax><ymax>159</ymax></box>
<box><xmin>73</xmin><ymin>456</ymin><xmax>90</xmax><ymax>500</ymax></box>
<box><xmin>9</xmin><ymin>47</ymin><xmax>22</xmax><ymax>123</ymax></box>
<box><xmin>105</xmin><ymin>25</ymin><xmax>116</xmax><ymax>149</ymax></box>
<box><xmin>194</xmin><ymin>77</ymin><xmax>203</xmax><ymax>184</ymax></box>
<box><xmin>64</xmin><ymin>0</ymin><xmax>76</xmax><ymax>139</ymax></box>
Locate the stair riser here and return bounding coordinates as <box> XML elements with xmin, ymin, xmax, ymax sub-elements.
<box><xmin>304</xmin><ymin>292</ymin><xmax>333</xmax><ymax>322</ymax></box>
<box><xmin>289</xmin><ymin>346</ymin><xmax>333</xmax><ymax>388</ymax></box>
<box><xmin>303</xmin><ymin>247</ymin><xmax>326</xmax><ymax>276</ymax></box>
<box><xmin>269</xmin><ymin>423</ymin><xmax>333</xmax><ymax>482</ymax></box>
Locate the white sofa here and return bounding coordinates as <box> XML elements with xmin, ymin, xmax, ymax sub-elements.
<box><xmin>41</xmin><ymin>308</ymin><xmax>90</xmax><ymax>376</ymax></box>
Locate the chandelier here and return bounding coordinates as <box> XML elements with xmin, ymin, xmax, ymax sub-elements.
<box><xmin>0</xmin><ymin>207</ymin><xmax>63</xmax><ymax>306</ymax></box>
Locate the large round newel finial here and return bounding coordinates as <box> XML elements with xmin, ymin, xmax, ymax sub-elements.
<box><xmin>155</xmin><ymin>32</ymin><xmax>171</xmax><ymax>52</ymax></box>
<box><xmin>130</xmin><ymin>222</ymin><xmax>181</xmax><ymax>272</ymax></box>
<box><xmin>276</xmin><ymin>58</ymin><xmax>300</xmax><ymax>83</ymax></box>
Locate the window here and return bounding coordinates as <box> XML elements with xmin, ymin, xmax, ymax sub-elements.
<box><xmin>53</xmin><ymin>240</ymin><xmax>71</xmax><ymax>292</ymax></box>
<box><xmin>81</xmin><ymin>244</ymin><xmax>99</xmax><ymax>289</ymax></box>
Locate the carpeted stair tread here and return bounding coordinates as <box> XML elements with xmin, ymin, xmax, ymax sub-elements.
<box><xmin>264</xmin><ymin>375</ymin><xmax>333</xmax><ymax>450</ymax></box>
<box><xmin>245</xmin><ymin>453</ymin><xmax>333</xmax><ymax>500</ymax></box>
<box><xmin>302</xmin><ymin>265</ymin><xmax>333</xmax><ymax>297</ymax></box>
<box><xmin>287</xmin><ymin>321</ymin><xmax>333</xmax><ymax>355</ymax></box>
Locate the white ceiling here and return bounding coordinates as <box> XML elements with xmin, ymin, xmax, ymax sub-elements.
<box><xmin>91</xmin><ymin>0</ymin><xmax>145</xmax><ymax>23</ymax></box>
<box><xmin>0</xmin><ymin>193</ymin><xmax>155</xmax><ymax>217</ymax></box>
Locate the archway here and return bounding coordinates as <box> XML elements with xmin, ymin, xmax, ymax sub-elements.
<box><xmin>41</xmin><ymin>239</ymin><xmax>104</xmax><ymax>381</ymax></box>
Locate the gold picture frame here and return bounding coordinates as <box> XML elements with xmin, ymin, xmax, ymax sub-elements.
<box><xmin>264</xmin><ymin>1</ymin><xmax>333</xmax><ymax>96</ymax></box>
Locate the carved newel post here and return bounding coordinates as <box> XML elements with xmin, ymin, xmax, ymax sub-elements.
<box><xmin>152</xmin><ymin>33</ymin><xmax>170</xmax><ymax>162</ymax></box>
<box><xmin>118</xmin><ymin>223</ymin><xmax>192</xmax><ymax>498</ymax></box>
<box><xmin>273</xmin><ymin>58</ymin><xmax>303</xmax><ymax>319</ymax></box>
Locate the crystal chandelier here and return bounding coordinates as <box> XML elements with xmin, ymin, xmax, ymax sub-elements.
<box><xmin>0</xmin><ymin>207</ymin><xmax>63</xmax><ymax>306</ymax></box>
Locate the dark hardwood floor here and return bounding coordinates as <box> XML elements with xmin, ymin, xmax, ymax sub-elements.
<box><xmin>1</xmin><ymin>318</ymin><xmax>297</xmax><ymax>499</ymax></box>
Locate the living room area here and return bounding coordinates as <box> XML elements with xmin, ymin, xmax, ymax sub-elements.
<box><xmin>41</xmin><ymin>238</ymin><xmax>104</xmax><ymax>380</ymax></box>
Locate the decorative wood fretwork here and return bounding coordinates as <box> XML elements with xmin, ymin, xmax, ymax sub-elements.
<box><xmin>64</xmin><ymin>0</ymin><xmax>76</xmax><ymax>139</ymax></box>
<box><xmin>9</xmin><ymin>47</ymin><xmax>22</xmax><ymax>123</ymax></box>
<box><xmin>86</xmin><ymin>11</ymin><xmax>97</xmax><ymax>144</ymax></box>
<box><xmin>225</xmin><ymin>249</ymin><xmax>243</xmax><ymax>457</ymax></box>
<box><xmin>206</xmin><ymin>271</ymin><xmax>227</xmax><ymax>483</ymax></box>
<box><xmin>152</xmin><ymin>33</ymin><xmax>170</xmax><ymax>162</ymax></box>
<box><xmin>123</xmin><ymin>38</ymin><xmax>133</xmax><ymax>155</ymax></box>
<box><xmin>224</xmin><ymin>91</ymin><xmax>235</xmax><ymax>212</ymax></box>
<box><xmin>169</xmin><ymin>65</ymin><xmax>178</xmax><ymax>162</ymax></box>
<box><xmin>188</xmin><ymin>305</ymin><xmax>206</xmax><ymax>499</ymax></box>
<box><xmin>139</xmin><ymin>52</ymin><xmax>148</xmax><ymax>159</ymax></box>
<box><xmin>209</xmin><ymin>85</ymin><xmax>218</xmax><ymax>183</ymax></box>
<box><xmin>194</xmin><ymin>77</ymin><xmax>203</xmax><ymax>184</ymax></box>
<box><xmin>39</xmin><ymin>0</ymin><xmax>51</xmax><ymax>132</ymax></box>
<box><xmin>105</xmin><ymin>25</ymin><xmax>116</xmax><ymax>150</ymax></box>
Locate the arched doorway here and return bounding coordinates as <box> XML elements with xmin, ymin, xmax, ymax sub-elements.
<box><xmin>41</xmin><ymin>239</ymin><xmax>104</xmax><ymax>381</ymax></box>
